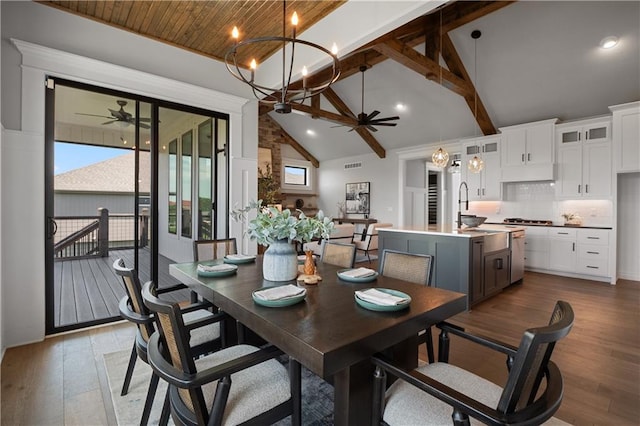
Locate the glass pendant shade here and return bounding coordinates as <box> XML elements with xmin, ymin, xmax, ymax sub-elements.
<box><xmin>468</xmin><ymin>155</ymin><xmax>484</xmax><ymax>173</ymax></box>
<box><xmin>432</xmin><ymin>147</ymin><xmax>449</xmax><ymax>168</ymax></box>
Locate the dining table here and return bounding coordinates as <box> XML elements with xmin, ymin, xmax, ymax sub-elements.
<box><xmin>170</xmin><ymin>256</ymin><xmax>466</xmax><ymax>426</ymax></box>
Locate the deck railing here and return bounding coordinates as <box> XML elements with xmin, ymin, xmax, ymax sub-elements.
<box><xmin>54</xmin><ymin>208</ymin><xmax>149</xmax><ymax>260</ymax></box>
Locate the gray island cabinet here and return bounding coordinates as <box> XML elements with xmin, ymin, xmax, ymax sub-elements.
<box><xmin>378</xmin><ymin>226</ymin><xmax>511</xmax><ymax>310</ymax></box>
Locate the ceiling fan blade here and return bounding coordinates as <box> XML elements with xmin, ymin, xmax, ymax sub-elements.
<box><xmin>366</xmin><ymin>125</ymin><xmax>378</xmax><ymax>132</ymax></box>
<box><xmin>367</xmin><ymin>110</ymin><xmax>381</xmax><ymax>120</ymax></box>
<box><xmin>76</xmin><ymin>113</ymin><xmax>113</xmax><ymax>119</ymax></box>
<box><xmin>101</xmin><ymin>120</ymin><xmax>118</xmax><ymax>125</ymax></box>
<box><xmin>371</xmin><ymin>122</ymin><xmax>398</xmax><ymax>127</ymax></box>
<box><xmin>138</xmin><ymin>122</ymin><xmax>151</xmax><ymax>130</ymax></box>
<box><xmin>108</xmin><ymin>108</ymin><xmax>125</xmax><ymax>119</ymax></box>
<box><xmin>138</xmin><ymin>117</ymin><xmax>152</xmax><ymax>122</ymax></box>
<box><xmin>371</xmin><ymin>116</ymin><xmax>400</xmax><ymax>122</ymax></box>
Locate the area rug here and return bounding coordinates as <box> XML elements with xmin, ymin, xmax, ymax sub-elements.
<box><xmin>103</xmin><ymin>349</ymin><xmax>333</xmax><ymax>425</ymax></box>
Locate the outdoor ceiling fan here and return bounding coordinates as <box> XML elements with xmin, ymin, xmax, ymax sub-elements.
<box><xmin>76</xmin><ymin>100</ymin><xmax>151</xmax><ymax>129</ymax></box>
<box><xmin>337</xmin><ymin>65</ymin><xmax>400</xmax><ymax>132</ymax></box>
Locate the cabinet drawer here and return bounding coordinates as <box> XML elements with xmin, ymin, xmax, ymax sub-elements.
<box><xmin>549</xmin><ymin>228</ymin><xmax>577</xmax><ymax>239</ymax></box>
<box><xmin>578</xmin><ymin>244</ymin><xmax>608</xmax><ymax>260</ymax></box>
<box><xmin>577</xmin><ymin>229</ymin><xmax>609</xmax><ymax>245</ymax></box>
<box><xmin>577</xmin><ymin>258</ymin><xmax>609</xmax><ymax>277</ymax></box>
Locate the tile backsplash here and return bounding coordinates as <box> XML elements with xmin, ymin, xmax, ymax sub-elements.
<box><xmin>466</xmin><ymin>182</ymin><xmax>613</xmax><ymax>227</ymax></box>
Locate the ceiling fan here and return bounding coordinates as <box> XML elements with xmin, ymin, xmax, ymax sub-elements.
<box><xmin>76</xmin><ymin>100</ymin><xmax>151</xmax><ymax>129</ymax></box>
<box><xmin>338</xmin><ymin>65</ymin><xmax>400</xmax><ymax>132</ymax></box>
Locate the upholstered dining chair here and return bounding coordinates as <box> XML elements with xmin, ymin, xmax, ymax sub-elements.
<box><xmin>321</xmin><ymin>241</ymin><xmax>357</xmax><ymax>268</ymax></box>
<box><xmin>372</xmin><ymin>300</ymin><xmax>574</xmax><ymax>426</ymax></box>
<box><xmin>352</xmin><ymin>223</ymin><xmax>393</xmax><ymax>263</ymax></box>
<box><xmin>113</xmin><ymin>259</ymin><xmax>225</xmax><ymax>426</ymax></box>
<box><xmin>193</xmin><ymin>238</ymin><xmax>237</xmax><ymax>262</ymax></box>
<box><xmin>379</xmin><ymin>249</ymin><xmax>435</xmax><ymax>363</ymax></box>
<box><xmin>142</xmin><ymin>280</ymin><xmax>302</xmax><ymax>426</ymax></box>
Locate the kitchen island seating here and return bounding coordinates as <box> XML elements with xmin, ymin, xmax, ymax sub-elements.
<box><xmin>353</xmin><ymin>223</ymin><xmax>393</xmax><ymax>263</ymax></box>
<box><xmin>141</xmin><ymin>280</ymin><xmax>302</xmax><ymax>426</ymax></box>
<box><xmin>379</xmin><ymin>249</ymin><xmax>435</xmax><ymax>363</ymax></box>
<box><xmin>113</xmin><ymin>259</ymin><xmax>225</xmax><ymax>426</ymax></box>
<box><xmin>372</xmin><ymin>300</ymin><xmax>574</xmax><ymax>426</ymax></box>
<box><xmin>321</xmin><ymin>241</ymin><xmax>357</xmax><ymax>268</ymax></box>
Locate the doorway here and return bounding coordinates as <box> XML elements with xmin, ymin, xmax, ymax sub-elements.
<box><xmin>45</xmin><ymin>79</ymin><xmax>230</xmax><ymax>334</ymax></box>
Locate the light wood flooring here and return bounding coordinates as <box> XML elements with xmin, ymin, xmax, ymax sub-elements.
<box><xmin>2</xmin><ymin>271</ymin><xmax>639</xmax><ymax>425</ymax></box>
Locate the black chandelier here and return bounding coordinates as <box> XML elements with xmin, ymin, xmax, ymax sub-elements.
<box><xmin>225</xmin><ymin>1</ymin><xmax>341</xmax><ymax>114</ymax></box>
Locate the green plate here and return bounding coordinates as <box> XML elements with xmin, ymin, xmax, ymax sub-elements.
<box><xmin>354</xmin><ymin>288</ymin><xmax>411</xmax><ymax>312</ymax></box>
<box><xmin>252</xmin><ymin>288</ymin><xmax>307</xmax><ymax>307</ymax></box>
<box><xmin>337</xmin><ymin>269</ymin><xmax>379</xmax><ymax>283</ymax></box>
<box><xmin>223</xmin><ymin>255</ymin><xmax>256</xmax><ymax>265</ymax></box>
<box><xmin>196</xmin><ymin>264</ymin><xmax>238</xmax><ymax>278</ymax></box>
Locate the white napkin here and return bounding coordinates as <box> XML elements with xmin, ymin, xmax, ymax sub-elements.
<box><xmin>341</xmin><ymin>267</ymin><xmax>376</xmax><ymax>278</ymax></box>
<box><xmin>254</xmin><ymin>284</ymin><xmax>306</xmax><ymax>301</ymax></box>
<box><xmin>197</xmin><ymin>264</ymin><xmax>237</xmax><ymax>273</ymax></box>
<box><xmin>355</xmin><ymin>288</ymin><xmax>409</xmax><ymax>306</ymax></box>
<box><xmin>225</xmin><ymin>254</ymin><xmax>256</xmax><ymax>261</ymax></box>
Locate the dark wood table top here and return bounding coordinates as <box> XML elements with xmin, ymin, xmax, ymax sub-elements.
<box><xmin>170</xmin><ymin>257</ymin><xmax>466</xmax><ymax>379</ymax></box>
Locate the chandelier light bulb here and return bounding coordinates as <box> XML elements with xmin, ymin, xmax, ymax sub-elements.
<box><xmin>432</xmin><ymin>147</ymin><xmax>449</xmax><ymax>168</ymax></box>
<box><xmin>302</xmin><ymin>66</ymin><xmax>308</xmax><ymax>89</ymax></box>
<box><xmin>231</xmin><ymin>26</ymin><xmax>239</xmax><ymax>40</ymax></box>
<box><xmin>250</xmin><ymin>59</ymin><xmax>257</xmax><ymax>70</ymax></box>
<box><xmin>331</xmin><ymin>43</ymin><xmax>338</xmax><ymax>55</ymax></box>
<box><xmin>291</xmin><ymin>12</ymin><xmax>298</xmax><ymax>26</ymax></box>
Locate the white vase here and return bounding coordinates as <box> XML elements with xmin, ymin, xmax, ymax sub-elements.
<box><xmin>262</xmin><ymin>239</ymin><xmax>298</xmax><ymax>281</ymax></box>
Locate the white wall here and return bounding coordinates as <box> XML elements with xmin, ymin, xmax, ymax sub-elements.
<box><xmin>617</xmin><ymin>173</ymin><xmax>640</xmax><ymax>280</ymax></box>
<box><xmin>1</xmin><ymin>2</ymin><xmax>255</xmax><ymax>347</ymax></box>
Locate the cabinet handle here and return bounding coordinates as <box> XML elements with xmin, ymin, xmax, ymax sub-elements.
<box><xmin>587</xmin><ymin>265</ymin><xmax>599</xmax><ymax>269</ymax></box>
<box><xmin>578</xmin><ymin>184</ymin><xmax>581</xmax><ymax>193</ymax></box>
<box><xmin>521</xmin><ymin>153</ymin><xmax>525</xmax><ymax>162</ymax></box>
<box><xmin>558</xmin><ymin>232</ymin><xmax>569</xmax><ymax>235</ymax></box>
<box><xmin>585</xmin><ymin>184</ymin><xmax>589</xmax><ymax>193</ymax></box>
<box><xmin>572</xmin><ymin>242</ymin><xmax>575</xmax><ymax>251</ymax></box>
<box><xmin>477</xmin><ymin>189</ymin><xmax>480</xmax><ymax>196</ymax></box>
<box><xmin>482</xmin><ymin>188</ymin><xmax>485</xmax><ymax>196</ymax></box>
<box><xmin>496</xmin><ymin>258</ymin><xmax>503</xmax><ymax>269</ymax></box>
<box><xmin>527</xmin><ymin>153</ymin><xmax>531</xmax><ymax>161</ymax></box>
<box><xmin>587</xmin><ymin>251</ymin><xmax>600</xmax><ymax>254</ymax></box>
<box><xmin>587</xmin><ymin>236</ymin><xmax>600</xmax><ymax>240</ymax></box>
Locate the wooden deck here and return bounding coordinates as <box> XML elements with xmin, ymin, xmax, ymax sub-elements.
<box><xmin>53</xmin><ymin>248</ymin><xmax>190</xmax><ymax>329</ymax></box>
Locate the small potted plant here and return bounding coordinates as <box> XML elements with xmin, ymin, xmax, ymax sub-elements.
<box><xmin>562</xmin><ymin>213</ymin><xmax>583</xmax><ymax>226</ymax></box>
<box><xmin>231</xmin><ymin>200</ymin><xmax>334</xmax><ymax>281</ymax></box>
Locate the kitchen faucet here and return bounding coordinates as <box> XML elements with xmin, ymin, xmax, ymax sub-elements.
<box><xmin>457</xmin><ymin>181</ymin><xmax>469</xmax><ymax>229</ymax></box>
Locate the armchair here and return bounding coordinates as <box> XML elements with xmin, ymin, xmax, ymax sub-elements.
<box><xmin>302</xmin><ymin>223</ymin><xmax>355</xmax><ymax>256</ymax></box>
<box><xmin>372</xmin><ymin>301</ymin><xmax>574</xmax><ymax>425</ymax></box>
<box><xmin>353</xmin><ymin>223</ymin><xmax>393</xmax><ymax>263</ymax></box>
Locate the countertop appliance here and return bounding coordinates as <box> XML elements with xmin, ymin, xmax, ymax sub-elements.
<box><xmin>510</xmin><ymin>229</ymin><xmax>525</xmax><ymax>283</ymax></box>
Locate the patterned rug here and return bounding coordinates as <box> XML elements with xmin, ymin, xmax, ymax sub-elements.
<box><xmin>103</xmin><ymin>349</ymin><xmax>333</xmax><ymax>425</ymax></box>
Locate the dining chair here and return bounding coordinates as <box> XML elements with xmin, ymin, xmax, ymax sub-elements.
<box><xmin>142</xmin><ymin>280</ymin><xmax>302</xmax><ymax>426</ymax></box>
<box><xmin>193</xmin><ymin>238</ymin><xmax>238</xmax><ymax>261</ymax></box>
<box><xmin>379</xmin><ymin>249</ymin><xmax>435</xmax><ymax>363</ymax></box>
<box><xmin>113</xmin><ymin>259</ymin><xmax>226</xmax><ymax>426</ymax></box>
<box><xmin>372</xmin><ymin>300</ymin><xmax>574</xmax><ymax>426</ymax></box>
<box><xmin>352</xmin><ymin>223</ymin><xmax>393</xmax><ymax>263</ymax></box>
<box><xmin>321</xmin><ymin>241</ymin><xmax>357</xmax><ymax>268</ymax></box>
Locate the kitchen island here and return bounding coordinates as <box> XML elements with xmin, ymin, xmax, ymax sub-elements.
<box><xmin>378</xmin><ymin>225</ymin><xmax>512</xmax><ymax>309</ymax></box>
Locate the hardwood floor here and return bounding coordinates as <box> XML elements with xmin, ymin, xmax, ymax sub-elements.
<box><xmin>2</xmin><ymin>271</ymin><xmax>638</xmax><ymax>425</ymax></box>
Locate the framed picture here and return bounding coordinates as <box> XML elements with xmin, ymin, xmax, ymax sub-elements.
<box><xmin>345</xmin><ymin>182</ymin><xmax>370</xmax><ymax>214</ymax></box>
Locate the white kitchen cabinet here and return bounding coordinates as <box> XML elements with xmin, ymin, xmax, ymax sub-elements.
<box><xmin>576</xmin><ymin>229</ymin><xmax>610</xmax><ymax>277</ymax></box>
<box><xmin>499</xmin><ymin>118</ymin><xmax>557</xmax><ymax>182</ymax></box>
<box><xmin>610</xmin><ymin>101</ymin><xmax>640</xmax><ymax>173</ymax></box>
<box><xmin>523</xmin><ymin>226</ymin><xmax>549</xmax><ymax>270</ymax></box>
<box><xmin>461</xmin><ymin>135</ymin><xmax>501</xmax><ymax>201</ymax></box>
<box><xmin>556</xmin><ymin>117</ymin><xmax>612</xmax><ymax>198</ymax></box>
<box><xmin>548</xmin><ymin>228</ymin><xmax>577</xmax><ymax>272</ymax></box>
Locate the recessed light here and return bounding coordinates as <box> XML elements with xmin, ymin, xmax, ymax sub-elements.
<box><xmin>306</xmin><ymin>129</ymin><xmax>316</xmax><ymax>136</ymax></box>
<box><xmin>600</xmin><ymin>36</ymin><xmax>618</xmax><ymax>49</ymax></box>
<box><xmin>395</xmin><ymin>103</ymin><xmax>406</xmax><ymax>111</ymax></box>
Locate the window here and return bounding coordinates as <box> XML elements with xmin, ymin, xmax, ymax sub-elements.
<box><xmin>181</xmin><ymin>130</ymin><xmax>193</xmax><ymax>238</ymax></box>
<box><xmin>168</xmin><ymin>139</ymin><xmax>178</xmax><ymax>234</ymax></box>
<box><xmin>284</xmin><ymin>165</ymin><xmax>307</xmax><ymax>185</ymax></box>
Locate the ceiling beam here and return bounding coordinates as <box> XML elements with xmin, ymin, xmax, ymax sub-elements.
<box><xmin>372</xmin><ymin>38</ymin><xmax>472</xmax><ymax>97</ymax></box>
<box><xmin>441</xmin><ymin>33</ymin><xmax>496</xmax><ymax>135</ymax></box>
<box><xmin>288</xmin><ymin>103</ymin><xmax>357</xmax><ymax>127</ymax></box>
<box><xmin>279</xmin><ymin>127</ymin><xmax>320</xmax><ymax>168</ymax></box>
<box><xmin>322</xmin><ymin>87</ymin><xmax>386</xmax><ymax>158</ymax></box>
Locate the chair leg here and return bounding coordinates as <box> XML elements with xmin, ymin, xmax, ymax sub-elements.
<box><xmin>159</xmin><ymin>387</ymin><xmax>171</xmax><ymax>426</ymax></box>
<box><xmin>438</xmin><ymin>329</ymin><xmax>450</xmax><ymax>363</ymax></box>
<box><xmin>140</xmin><ymin>373</ymin><xmax>160</xmax><ymax>426</ymax></box>
<box><xmin>121</xmin><ymin>343</ymin><xmax>138</xmax><ymax>396</ymax></box>
<box><xmin>289</xmin><ymin>358</ymin><xmax>302</xmax><ymax>426</ymax></box>
<box><xmin>425</xmin><ymin>327</ymin><xmax>435</xmax><ymax>364</ymax></box>
<box><xmin>372</xmin><ymin>366</ymin><xmax>386</xmax><ymax>425</ymax></box>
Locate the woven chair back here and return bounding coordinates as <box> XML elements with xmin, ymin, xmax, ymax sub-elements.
<box><xmin>322</xmin><ymin>242</ymin><xmax>356</xmax><ymax>268</ymax></box>
<box><xmin>113</xmin><ymin>259</ymin><xmax>154</xmax><ymax>342</ymax></box>
<box><xmin>380</xmin><ymin>250</ymin><xmax>433</xmax><ymax>286</ymax></box>
<box><xmin>193</xmin><ymin>238</ymin><xmax>237</xmax><ymax>261</ymax></box>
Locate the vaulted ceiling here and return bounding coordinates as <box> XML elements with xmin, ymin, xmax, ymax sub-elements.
<box><xmin>41</xmin><ymin>1</ymin><xmax>640</xmax><ymax>164</ymax></box>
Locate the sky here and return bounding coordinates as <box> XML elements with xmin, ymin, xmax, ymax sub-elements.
<box><xmin>55</xmin><ymin>142</ymin><xmax>128</xmax><ymax>175</ymax></box>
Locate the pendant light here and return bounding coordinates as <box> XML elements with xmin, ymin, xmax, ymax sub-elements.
<box><xmin>432</xmin><ymin>8</ymin><xmax>449</xmax><ymax>168</ymax></box>
<box><xmin>468</xmin><ymin>29</ymin><xmax>484</xmax><ymax>174</ymax></box>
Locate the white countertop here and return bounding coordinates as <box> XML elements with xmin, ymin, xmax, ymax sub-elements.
<box><xmin>379</xmin><ymin>224</ymin><xmax>512</xmax><ymax>238</ymax></box>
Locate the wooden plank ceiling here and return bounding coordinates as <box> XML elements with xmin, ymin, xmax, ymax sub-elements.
<box><xmin>41</xmin><ymin>0</ymin><xmax>514</xmax><ymax>165</ymax></box>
